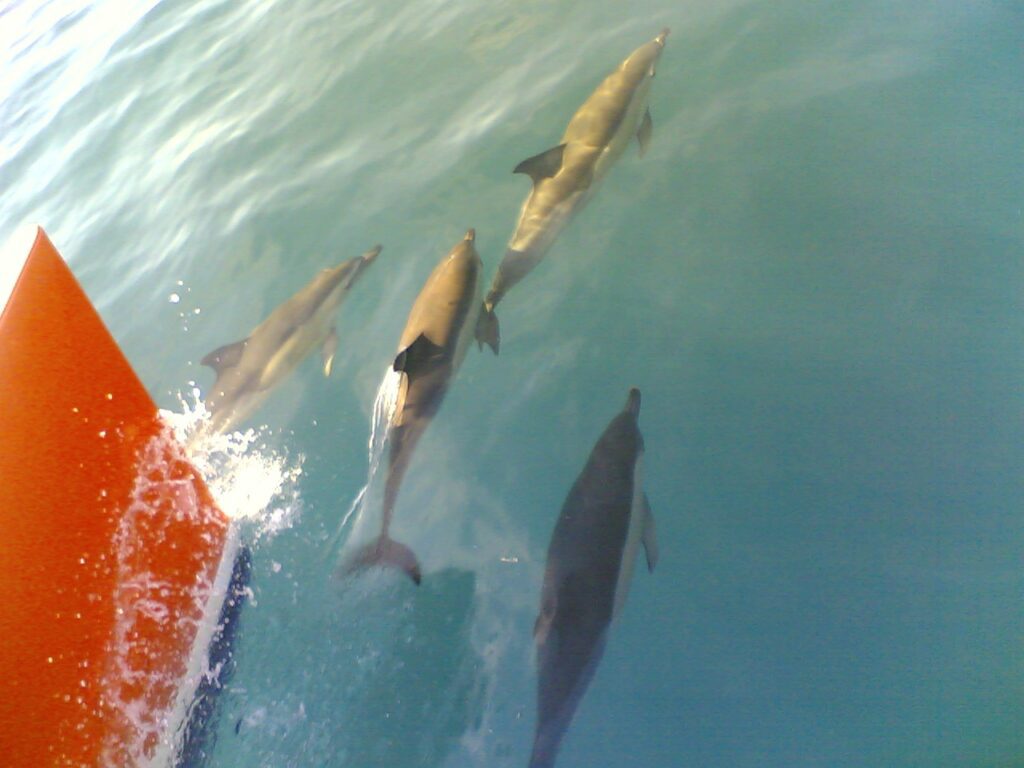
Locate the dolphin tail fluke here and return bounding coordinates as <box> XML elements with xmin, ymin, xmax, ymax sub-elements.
<box><xmin>343</xmin><ymin>535</ymin><xmax>422</xmax><ymax>585</ymax></box>
<box><xmin>475</xmin><ymin>303</ymin><xmax>500</xmax><ymax>355</ymax></box>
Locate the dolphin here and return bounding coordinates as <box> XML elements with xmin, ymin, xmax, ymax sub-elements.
<box><xmin>475</xmin><ymin>29</ymin><xmax>669</xmax><ymax>354</ymax></box>
<box><xmin>200</xmin><ymin>245</ymin><xmax>381</xmax><ymax>434</ymax></box>
<box><xmin>345</xmin><ymin>229</ymin><xmax>485</xmax><ymax>585</ymax></box>
<box><xmin>530</xmin><ymin>388</ymin><xmax>658</xmax><ymax>768</ymax></box>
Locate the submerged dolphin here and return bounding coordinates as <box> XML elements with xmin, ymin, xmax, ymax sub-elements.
<box><xmin>200</xmin><ymin>245</ymin><xmax>381</xmax><ymax>434</ymax></box>
<box><xmin>345</xmin><ymin>229</ymin><xmax>485</xmax><ymax>585</ymax></box>
<box><xmin>476</xmin><ymin>29</ymin><xmax>669</xmax><ymax>354</ymax></box>
<box><xmin>530</xmin><ymin>388</ymin><xmax>658</xmax><ymax>768</ymax></box>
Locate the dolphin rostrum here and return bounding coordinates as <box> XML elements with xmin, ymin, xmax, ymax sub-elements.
<box><xmin>530</xmin><ymin>388</ymin><xmax>658</xmax><ymax>768</ymax></box>
<box><xmin>475</xmin><ymin>29</ymin><xmax>669</xmax><ymax>354</ymax></box>
<box><xmin>345</xmin><ymin>229</ymin><xmax>485</xmax><ymax>585</ymax></box>
<box><xmin>200</xmin><ymin>245</ymin><xmax>381</xmax><ymax>434</ymax></box>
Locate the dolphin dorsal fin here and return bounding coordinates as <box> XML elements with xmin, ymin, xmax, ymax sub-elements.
<box><xmin>533</xmin><ymin>596</ymin><xmax>556</xmax><ymax>642</ymax></box>
<box><xmin>200</xmin><ymin>338</ymin><xmax>248</xmax><ymax>374</ymax></box>
<box><xmin>513</xmin><ymin>144</ymin><xmax>566</xmax><ymax>184</ymax></box>
<box><xmin>642</xmin><ymin>493</ymin><xmax>658</xmax><ymax>573</ymax></box>
<box><xmin>393</xmin><ymin>333</ymin><xmax>445</xmax><ymax>375</ymax></box>
<box><xmin>638</xmin><ymin>108</ymin><xmax>653</xmax><ymax>157</ymax></box>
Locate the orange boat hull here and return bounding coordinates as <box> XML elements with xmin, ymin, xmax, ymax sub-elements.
<box><xmin>0</xmin><ymin>228</ymin><xmax>230</xmax><ymax>766</ymax></box>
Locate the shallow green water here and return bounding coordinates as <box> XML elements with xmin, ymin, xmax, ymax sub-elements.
<box><xmin>2</xmin><ymin>1</ymin><xmax>1023</xmax><ymax>766</ymax></box>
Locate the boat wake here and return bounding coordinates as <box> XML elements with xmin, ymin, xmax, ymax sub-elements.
<box><xmin>323</xmin><ymin>367</ymin><xmax>402</xmax><ymax>561</ymax></box>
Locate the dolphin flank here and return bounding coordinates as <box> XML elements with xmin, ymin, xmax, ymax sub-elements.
<box><xmin>200</xmin><ymin>244</ymin><xmax>380</xmax><ymax>434</ymax></box>
<box><xmin>476</xmin><ymin>29</ymin><xmax>669</xmax><ymax>354</ymax></box>
<box><xmin>530</xmin><ymin>387</ymin><xmax>659</xmax><ymax>768</ymax></box>
<box><xmin>343</xmin><ymin>229</ymin><xmax>484</xmax><ymax>585</ymax></box>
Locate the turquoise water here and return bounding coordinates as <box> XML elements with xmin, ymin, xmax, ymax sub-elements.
<box><xmin>3</xmin><ymin>1</ymin><xmax>1023</xmax><ymax>766</ymax></box>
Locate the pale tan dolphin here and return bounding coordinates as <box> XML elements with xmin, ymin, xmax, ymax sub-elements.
<box><xmin>345</xmin><ymin>229</ymin><xmax>484</xmax><ymax>585</ymax></box>
<box><xmin>200</xmin><ymin>245</ymin><xmax>380</xmax><ymax>434</ymax></box>
<box><xmin>530</xmin><ymin>388</ymin><xmax>658</xmax><ymax>768</ymax></box>
<box><xmin>476</xmin><ymin>29</ymin><xmax>669</xmax><ymax>354</ymax></box>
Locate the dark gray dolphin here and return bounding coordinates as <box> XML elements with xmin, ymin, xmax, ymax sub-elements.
<box><xmin>476</xmin><ymin>29</ymin><xmax>669</xmax><ymax>354</ymax></box>
<box><xmin>345</xmin><ymin>230</ymin><xmax>484</xmax><ymax>585</ymax></box>
<box><xmin>200</xmin><ymin>245</ymin><xmax>381</xmax><ymax>434</ymax></box>
<box><xmin>530</xmin><ymin>388</ymin><xmax>658</xmax><ymax>768</ymax></box>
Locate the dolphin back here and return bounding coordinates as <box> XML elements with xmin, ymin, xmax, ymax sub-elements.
<box><xmin>530</xmin><ymin>389</ymin><xmax>651</xmax><ymax>766</ymax></box>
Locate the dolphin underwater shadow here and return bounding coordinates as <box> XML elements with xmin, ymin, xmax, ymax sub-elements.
<box><xmin>475</xmin><ymin>28</ymin><xmax>670</xmax><ymax>354</ymax></box>
<box><xmin>333</xmin><ymin>567</ymin><xmax>484</xmax><ymax>766</ymax></box>
<box><xmin>200</xmin><ymin>244</ymin><xmax>381</xmax><ymax>434</ymax></box>
<box><xmin>529</xmin><ymin>388</ymin><xmax>659</xmax><ymax>768</ymax></box>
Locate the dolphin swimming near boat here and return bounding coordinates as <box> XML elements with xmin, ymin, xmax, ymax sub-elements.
<box><xmin>529</xmin><ymin>388</ymin><xmax>658</xmax><ymax>768</ymax></box>
<box><xmin>344</xmin><ymin>229</ymin><xmax>485</xmax><ymax>585</ymax></box>
<box><xmin>200</xmin><ymin>245</ymin><xmax>381</xmax><ymax>434</ymax></box>
<box><xmin>475</xmin><ymin>29</ymin><xmax>669</xmax><ymax>354</ymax></box>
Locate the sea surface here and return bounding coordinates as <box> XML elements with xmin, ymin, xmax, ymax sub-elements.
<box><xmin>2</xmin><ymin>1</ymin><xmax>1023</xmax><ymax>766</ymax></box>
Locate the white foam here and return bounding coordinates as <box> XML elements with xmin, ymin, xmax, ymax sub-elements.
<box><xmin>161</xmin><ymin>388</ymin><xmax>304</xmax><ymax>538</ymax></box>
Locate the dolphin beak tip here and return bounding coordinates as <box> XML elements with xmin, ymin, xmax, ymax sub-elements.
<box><xmin>627</xmin><ymin>387</ymin><xmax>642</xmax><ymax>415</ymax></box>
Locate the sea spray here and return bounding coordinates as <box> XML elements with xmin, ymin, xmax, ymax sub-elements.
<box><xmin>324</xmin><ymin>367</ymin><xmax>403</xmax><ymax>559</ymax></box>
<box><xmin>163</xmin><ymin>389</ymin><xmax>304</xmax><ymax>538</ymax></box>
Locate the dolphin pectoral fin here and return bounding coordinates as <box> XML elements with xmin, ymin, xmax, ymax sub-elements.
<box><xmin>393</xmin><ymin>333</ymin><xmax>445</xmax><ymax>374</ymax></box>
<box><xmin>514</xmin><ymin>144</ymin><xmax>567</xmax><ymax>184</ymax></box>
<box><xmin>642</xmin><ymin>493</ymin><xmax>659</xmax><ymax>573</ymax></box>
<box><xmin>474</xmin><ymin>304</ymin><xmax>500</xmax><ymax>355</ymax></box>
<box><xmin>638</xmin><ymin>108</ymin><xmax>653</xmax><ymax>157</ymax></box>
<box><xmin>322</xmin><ymin>327</ymin><xmax>338</xmax><ymax>377</ymax></box>
<box><xmin>533</xmin><ymin>608</ymin><xmax>554</xmax><ymax>644</ymax></box>
<box><xmin>200</xmin><ymin>338</ymin><xmax>248</xmax><ymax>374</ymax></box>
<box><xmin>341</xmin><ymin>535</ymin><xmax>422</xmax><ymax>585</ymax></box>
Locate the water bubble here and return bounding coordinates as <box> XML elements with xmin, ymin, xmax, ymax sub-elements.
<box><xmin>169</xmin><ymin>293</ymin><xmax>181</xmax><ymax>304</ymax></box>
